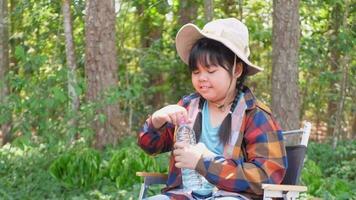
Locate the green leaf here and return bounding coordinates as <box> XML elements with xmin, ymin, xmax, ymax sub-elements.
<box><xmin>15</xmin><ymin>46</ymin><xmax>26</xmax><ymax>61</ymax></box>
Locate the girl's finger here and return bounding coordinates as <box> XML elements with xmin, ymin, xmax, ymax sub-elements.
<box><xmin>162</xmin><ymin>115</ymin><xmax>171</xmax><ymax>124</ymax></box>
<box><xmin>174</xmin><ymin>141</ymin><xmax>188</xmax><ymax>149</ymax></box>
<box><xmin>170</xmin><ymin>113</ymin><xmax>178</xmax><ymax>125</ymax></box>
<box><xmin>173</xmin><ymin>149</ymin><xmax>182</xmax><ymax>156</ymax></box>
<box><xmin>175</xmin><ymin>162</ymin><xmax>182</xmax><ymax>168</ymax></box>
<box><xmin>176</xmin><ymin>113</ymin><xmax>182</xmax><ymax>124</ymax></box>
<box><xmin>174</xmin><ymin>155</ymin><xmax>183</xmax><ymax>162</ymax></box>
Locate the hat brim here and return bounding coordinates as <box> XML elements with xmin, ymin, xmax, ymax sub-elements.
<box><xmin>175</xmin><ymin>24</ymin><xmax>263</xmax><ymax>76</ymax></box>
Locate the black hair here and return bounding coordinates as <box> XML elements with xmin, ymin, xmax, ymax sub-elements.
<box><xmin>190</xmin><ymin>38</ymin><xmax>249</xmax><ymax>145</ymax></box>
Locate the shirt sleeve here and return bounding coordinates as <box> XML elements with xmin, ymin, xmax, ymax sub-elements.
<box><xmin>137</xmin><ymin>100</ymin><xmax>184</xmax><ymax>155</ymax></box>
<box><xmin>137</xmin><ymin>117</ymin><xmax>175</xmax><ymax>155</ymax></box>
<box><xmin>194</xmin><ymin>108</ymin><xmax>287</xmax><ymax>195</ymax></box>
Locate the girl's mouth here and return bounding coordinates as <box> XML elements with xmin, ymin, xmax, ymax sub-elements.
<box><xmin>200</xmin><ymin>86</ymin><xmax>211</xmax><ymax>91</ymax></box>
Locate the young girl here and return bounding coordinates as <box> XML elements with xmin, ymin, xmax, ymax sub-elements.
<box><xmin>138</xmin><ymin>18</ymin><xmax>287</xmax><ymax>200</ymax></box>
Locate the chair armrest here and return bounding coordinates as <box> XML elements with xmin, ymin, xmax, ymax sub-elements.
<box><xmin>136</xmin><ymin>172</ymin><xmax>168</xmax><ymax>178</ymax></box>
<box><xmin>136</xmin><ymin>172</ymin><xmax>168</xmax><ymax>186</ymax></box>
<box><xmin>136</xmin><ymin>172</ymin><xmax>168</xmax><ymax>200</ymax></box>
<box><xmin>262</xmin><ymin>184</ymin><xmax>307</xmax><ymax>192</ymax></box>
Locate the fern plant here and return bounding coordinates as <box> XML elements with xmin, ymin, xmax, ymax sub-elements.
<box><xmin>106</xmin><ymin>142</ymin><xmax>168</xmax><ymax>188</ymax></box>
<box><xmin>49</xmin><ymin>147</ymin><xmax>101</xmax><ymax>189</ymax></box>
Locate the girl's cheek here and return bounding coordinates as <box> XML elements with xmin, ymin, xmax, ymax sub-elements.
<box><xmin>191</xmin><ymin>78</ymin><xmax>198</xmax><ymax>86</ymax></box>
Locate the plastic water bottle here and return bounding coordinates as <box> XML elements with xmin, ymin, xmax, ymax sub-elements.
<box><xmin>175</xmin><ymin>121</ymin><xmax>213</xmax><ymax>197</ymax></box>
<box><xmin>175</xmin><ymin>123</ymin><xmax>203</xmax><ymax>191</ymax></box>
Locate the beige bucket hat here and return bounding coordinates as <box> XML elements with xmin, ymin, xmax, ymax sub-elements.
<box><xmin>176</xmin><ymin>18</ymin><xmax>263</xmax><ymax>75</ymax></box>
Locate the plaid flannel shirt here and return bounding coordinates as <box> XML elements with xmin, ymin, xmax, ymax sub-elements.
<box><xmin>138</xmin><ymin>87</ymin><xmax>287</xmax><ymax>199</ymax></box>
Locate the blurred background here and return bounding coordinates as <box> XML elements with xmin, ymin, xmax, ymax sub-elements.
<box><xmin>0</xmin><ymin>0</ymin><xmax>355</xmax><ymax>199</ymax></box>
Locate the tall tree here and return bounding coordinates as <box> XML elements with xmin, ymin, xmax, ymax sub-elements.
<box><xmin>352</xmin><ymin>111</ymin><xmax>356</xmax><ymax>139</ymax></box>
<box><xmin>238</xmin><ymin>0</ymin><xmax>243</xmax><ymax>20</ymax></box>
<box><xmin>326</xmin><ymin>2</ymin><xmax>343</xmax><ymax>138</ymax></box>
<box><xmin>85</xmin><ymin>0</ymin><xmax>121</xmax><ymax>149</ymax></box>
<box><xmin>204</xmin><ymin>0</ymin><xmax>213</xmax><ymax>22</ymax></box>
<box><xmin>178</xmin><ymin>0</ymin><xmax>198</xmax><ymax>25</ymax></box>
<box><xmin>271</xmin><ymin>0</ymin><xmax>300</xmax><ymax>130</ymax></box>
<box><xmin>62</xmin><ymin>0</ymin><xmax>79</xmax><ymax>130</ymax></box>
<box><xmin>0</xmin><ymin>0</ymin><xmax>10</xmax><ymax>145</ymax></box>
<box><xmin>222</xmin><ymin>0</ymin><xmax>236</xmax><ymax>19</ymax></box>
<box><xmin>9</xmin><ymin>0</ymin><xmax>18</xmax><ymax>68</ymax></box>
<box><xmin>330</xmin><ymin>0</ymin><xmax>351</xmax><ymax>147</ymax></box>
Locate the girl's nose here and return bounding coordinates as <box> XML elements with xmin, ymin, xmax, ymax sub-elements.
<box><xmin>198</xmin><ymin>72</ymin><xmax>208</xmax><ymax>82</ymax></box>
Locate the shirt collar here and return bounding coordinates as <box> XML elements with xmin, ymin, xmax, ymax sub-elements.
<box><xmin>242</xmin><ymin>86</ymin><xmax>258</xmax><ymax>111</ymax></box>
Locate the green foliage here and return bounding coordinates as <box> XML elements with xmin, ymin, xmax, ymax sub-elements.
<box><xmin>322</xmin><ymin>177</ymin><xmax>355</xmax><ymax>200</ymax></box>
<box><xmin>301</xmin><ymin>160</ymin><xmax>323</xmax><ymax>195</ymax></box>
<box><xmin>302</xmin><ymin>161</ymin><xmax>355</xmax><ymax>200</ymax></box>
<box><xmin>105</xmin><ymin>137</ymin><xmax>168</xmax><ymax>188</ymax></box>
<box><xmin>1</xmin><ymin>0</ymin><xmax>355</xmax><ymax>199</ymax></box>
<box><xmin>299</xmin><ymin>0</ymin><xmax>355</xmax><ymax>126</ymax></box>
<box><xmin>3</xmin><ymin>0</ymin><xmax>354</xmax><ymax>147</ymax></box>
<box><xmin>49</xmin><ymin>147</ymin><xmax>101</xmax><ymax>189</ymax></box>
<box><xmin>0</xmin><ymin>144</ymin><xmax>62</xmax><ymax>199</ymax></box>
<box><xmin>326</xmin><ymin>140</ymin><xmax>356</xmax><ymax>182</ymax></box>
<box><xmin>0</xmin><ymin>136</ymin><xmax>167</xmax><ymax>199</ymax></box>
<box><xmin>306</xmin><ymin>141</ymin><xmax>336</xmax><ymax>174</ymax></box>
<box><xmin>302</xmin><ymin>141</ymin><xmax>356</xmax><ymax>199</ymax></box>
<box><xmin>307</xmin><ymin>140</ymin><xmax>356</xmax><ymax>178</ymax></box>
<box><xmin>329</xmin><ymin>159</ymin><xmax>356</xmax><ymax>182</ymax></box>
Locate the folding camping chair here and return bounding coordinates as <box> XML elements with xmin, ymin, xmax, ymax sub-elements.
<box><xmin>136</xmin><ymin>121</ymin><xmax>312</xmax><ymax>200</ymax></box>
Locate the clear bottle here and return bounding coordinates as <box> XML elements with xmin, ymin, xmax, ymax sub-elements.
<box><xmin>175</xmin><ymin>123</ymin><xmax>203</xmax><ymax>192</ymax></box>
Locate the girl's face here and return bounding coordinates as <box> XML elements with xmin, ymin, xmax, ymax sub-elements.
<box><xmin>191</xmin><ymin>63</ymin><xmax>239</xmax><ymax>104</ymax></box>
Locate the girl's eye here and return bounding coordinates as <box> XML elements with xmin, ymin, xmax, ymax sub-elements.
<box><xmin>192</xmin><ymin>70</ymin><xmax>200</xmax><ymax>75</ymax></box>
<box><xmin>208</xmin><ymin>70</ymin><xmax>216</xmax><ymax>74</ymax></box>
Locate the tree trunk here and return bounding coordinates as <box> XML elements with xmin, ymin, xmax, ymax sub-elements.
<box><xmin>352</xmin><ymin>111</ymin><xmax>356</xmax><ymax>139</ymax></box>
<box><xmin>9</xmin><ymin>0</ymin><xmax>19</xmax><ymax>70</ymax></box>
<box><xmin>238</xmin><ymin>0</ymin><xmax>243</xmax><ymax>20</ymax></box>
<box><xmin>332</xmin><ymin>0</ymin><xmax>350</xmax><ymax>147</ymax></box>
<box><xmin>333</xmin><ymin>55</ymin><xmax>349</xmax><ymax>148</ymax></box>
<box><xmin>222</xmin><ymin>0</ymin><xmax>237</xmax><ymax>18</ymax></box>
<box><xmin>271</xmin><ymin>0</ymin><xmax>300</xmax><ymax>130</ymax></box>
<box><xmin>178</xmin><ymin>0</ymin><xmax>198</xmax><ymax>25</ymax></box>
<box><xmin>0</xmin><ymin>0</ymin><xmax>11</xmax><ymax>145</ymax></box>
<box><xmin>85</xmin><ymin>0</ymin><xmax>121</xmax><ymax>149</ymax></box>
<box><xmin>327</xmin><ymin>3</ymin><xmax>342</xmax><ymax>137</ymax></box>
<box><xmin>62</xmin><ymin>0</ymin><xmax>79</xmax><ymax>132</ymax></box>
<box><xmin>204</xmin><ymin>0</ymin><xmax>213</xmax><ymax>22</ymax></box>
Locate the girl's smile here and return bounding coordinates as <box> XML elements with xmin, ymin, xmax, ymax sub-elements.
<box><xmin>199</xmin><ymin>84</ymin><xmax>211</xmax><ymax>91</ymax></box>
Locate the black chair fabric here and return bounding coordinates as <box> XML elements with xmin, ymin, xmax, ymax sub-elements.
<box><xmin>282</xmin><ymin>145</ymin><xmax>307</xmax><ymax>185</ymax></box>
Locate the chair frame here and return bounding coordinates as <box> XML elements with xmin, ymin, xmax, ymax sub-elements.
<box><xmin>137</xmin><ymin>121</ymin><xmax>312</xmax><ymax>200</ymax></box>
<box><xmin>136</xmin><ymin>172</ymin><xmax>168</xmax><ymax>200</ymax></box>
<box><xmin>262</xmin><ymin>121</ymin><xmax>311</xmax><ymax>200</ymax></box>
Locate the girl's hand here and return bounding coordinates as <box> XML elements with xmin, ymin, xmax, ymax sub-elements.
<box><xmin>151</xmin><ymin>105</ymin><xmax>189</xmax><ymax>129</ymax></box>
<box><xmin>173</xmin><ymin>142</ymin><xmax>216</xmax><ymax>169</ymax></box>
<box><xmin>173</xmin><ymin>142</ymin><xmax>201</xmax><ymax>169</ymax></box>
